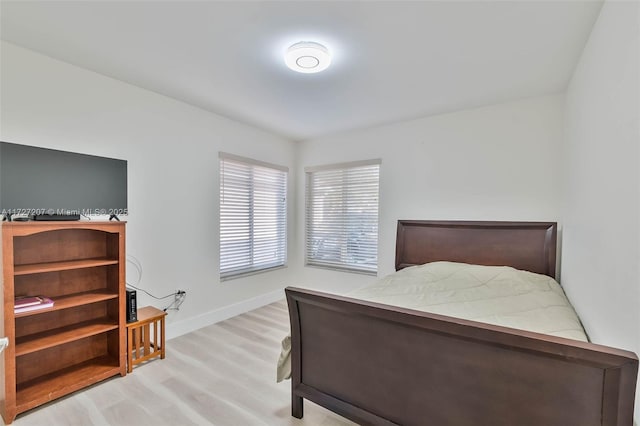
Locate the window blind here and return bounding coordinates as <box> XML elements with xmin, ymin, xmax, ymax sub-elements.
<box><xmin>305</xmin><ymin>160</ymin><xmax>380</xmax><ymax>274</ymax></box>
<box><xmin>219</xmin><ymin>153</ymin><xmax>287</xmax><ymax>279</ymax></box>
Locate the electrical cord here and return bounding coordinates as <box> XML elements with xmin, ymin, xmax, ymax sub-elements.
<box><xmin>163</xmin><ymin>291</ymin><xmax>186</xmax><ymax>312</ymax></box>
<box><xmin>126</xmin><ymin>255</ymin><xmax>186</xmax><ymax>303</ymax></box>
<box><xmin>127</xmin><ymin>254</ymin><xmax>143</xmax><ymax>286</ymax></box>
<box><xmin>126</xmin><ymin>283</ymin><xmax>176</xmax><ymax>300</ymax></box>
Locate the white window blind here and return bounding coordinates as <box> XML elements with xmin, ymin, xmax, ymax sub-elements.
<box><xmin>305</xmin><ymin>160</ymin><xmax>380</xmax><ymax>274</ymax></box>
<box><xmin>219</xmin><ymin>153</ymin><xmax>287</xmax><ymax>280</ymax></box>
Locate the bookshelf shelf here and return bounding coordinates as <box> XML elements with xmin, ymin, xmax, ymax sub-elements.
<box><xmin>14</xmin><ymin>291</ymin><xmax>118</xmax><ymax>318</ymax></box>
<box><xmin>14</xmin><ymin>258</ymin><xmax>119</xmax><ymax>276</ymax></box>
<box><xmin>1</xmin><ymin>222</ymin><xmax>126</xmax><ymax>424</ymax></box>
<box><xmin>15</xmin><ymin>319</ymin><xmax>119</xmax><ymax>356</ymax></box>
<box><xmin>15</xmin><ymin>356</ymin><xmax>120</xmax><ymax>414</ymax></box>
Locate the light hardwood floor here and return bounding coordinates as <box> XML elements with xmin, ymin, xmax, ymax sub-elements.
<box><xmin>10</xmin><ymin>300</ymin><xmax>356</xmax><ymax>426</ymax></box>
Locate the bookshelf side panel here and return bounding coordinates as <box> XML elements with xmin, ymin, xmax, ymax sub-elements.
<box><xmin>1</xmin><ymin>225</ymin><xmax>17</xmax><ymax>423</ymax></box>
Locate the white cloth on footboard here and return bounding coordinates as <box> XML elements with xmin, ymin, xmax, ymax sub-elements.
<box><xmin>276</xmin><ymin>261</ymin><xmax>588</xmax><ymax>382</ymax></box>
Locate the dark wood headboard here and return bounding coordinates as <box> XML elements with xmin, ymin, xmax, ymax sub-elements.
<box><xmin>395</xmin><ymin>220</ymin><xmax>557</xmax><ymax>278</ymax></box>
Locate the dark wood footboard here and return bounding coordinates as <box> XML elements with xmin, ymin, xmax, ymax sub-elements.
<box><xmin>286</xmin><ymin>287</ymin><xmax>638</xmax><ymax>426</ymax></box>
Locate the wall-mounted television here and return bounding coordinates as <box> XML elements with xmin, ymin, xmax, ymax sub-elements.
<box><xmin>0</xmin><ymin>142</ymin><xmax>127</xmax><ymax>219</ymax></box>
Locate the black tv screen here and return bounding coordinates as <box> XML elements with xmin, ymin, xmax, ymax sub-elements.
<box><xmin>0</xmin><ymin>142</ymin><xmax>127</xmax><ymax>217</ymax></box>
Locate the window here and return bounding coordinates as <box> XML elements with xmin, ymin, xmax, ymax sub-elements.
<box><xmin>305</xmin><ymin>159</ymin><xmax>380</xmax><ymax>274</ymax></box>
<box><xmin>219</xmin><ymin>153</ymin><xmax>287</xmax><ymax>280</ymax></box>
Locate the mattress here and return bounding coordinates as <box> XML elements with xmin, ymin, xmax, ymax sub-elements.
<box><xmin>276</xmin><ymin>261</ymin><xmax>588</xmax><ymax>382</ymax></box>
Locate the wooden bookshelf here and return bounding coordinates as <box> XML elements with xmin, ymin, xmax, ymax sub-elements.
<box><xmin>1</xmin><ymin>222</ymin><xmax>126</xmax><ymax>424</ymax></box>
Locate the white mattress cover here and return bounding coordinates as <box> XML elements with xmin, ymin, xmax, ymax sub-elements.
<box><xmin>276</xmin><ymin>262</ymin><xmax>588</xmax><ymax>381</ymax></box>
<box><xmin>350</xmin><ymin>261</ymin><xmax>587</xmax><ymax>341</ymax></box>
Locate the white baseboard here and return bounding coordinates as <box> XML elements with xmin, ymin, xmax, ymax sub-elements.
<box><xmin>165</xmin><ymin>288</ymin><xmax>285</xmax><ymax>340</ymax></box>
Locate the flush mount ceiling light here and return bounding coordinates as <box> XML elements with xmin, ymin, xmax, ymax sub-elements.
<box><xmin>285</xmin><ymin>41</ymin><xmax>331</xmax><ymax>74</ymax></box>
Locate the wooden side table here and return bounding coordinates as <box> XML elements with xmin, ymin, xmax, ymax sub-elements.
<box><xmin>126</xmin><ymin>306</ymin><xmax>167</xmax><ymax>373</ymax></box>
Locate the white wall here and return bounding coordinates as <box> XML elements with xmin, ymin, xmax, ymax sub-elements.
<box><xmin>562</xmin><ymin>0</ymin><xmax>639</xmax><ymax>353</ymax></box>
<box><xmin>561</xmin><ymin>0</ymin><xmax>639</xmax><ymax>418</ymax></box>
<box><xmin>0</xmin><ymin>42</ymin><xmax>297</xmax><ymax>338</ymax></box>
<box><xmin>293</xmin><ymin>95</ymin><xmax>565</xmax><ymax>290</ymax></box>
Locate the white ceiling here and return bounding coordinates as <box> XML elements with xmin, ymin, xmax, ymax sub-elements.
<box><xmin>1</xmin><ymin>1</ymin><xmax>603</xmax><ymax>141</ymax></box>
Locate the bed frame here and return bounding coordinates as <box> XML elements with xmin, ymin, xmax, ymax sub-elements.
<box><xmin>285</xmin><ymin>220</ymin><xmax>638</xmax><ymax>426</ymax></box>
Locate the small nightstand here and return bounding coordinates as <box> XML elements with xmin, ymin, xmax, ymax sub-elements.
<box><xmin>126</xmin><ymin>306</ymin><xmax>167</xmax><ymax>373</ymax></box>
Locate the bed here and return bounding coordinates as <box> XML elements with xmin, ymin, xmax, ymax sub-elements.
<box><xmin>284</xmin><ymin>220</ymin><xmax>638</xmax><ymax>426</ymax></box>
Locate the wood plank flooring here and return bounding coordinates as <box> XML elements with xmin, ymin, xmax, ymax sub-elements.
<box><xmin>10</xmin><ymin>300</ymin><xmax>356</xmax><ymax>426</ymax></box>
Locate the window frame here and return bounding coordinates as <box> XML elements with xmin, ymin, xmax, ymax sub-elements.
<box><xmin>304</xmin><ymin>159</ymin><xmax>381</xmax><ymax>275</ymax></box>
<box><xmin>219</xmin><ymin>152</ymin><xmax>288</xmax><ymax>281</ymax></box>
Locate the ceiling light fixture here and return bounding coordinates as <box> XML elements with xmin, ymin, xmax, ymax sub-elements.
<box><xmin>285</xmin><ymin>41</ymin><xmax>331</xmax><ymax>74</ymax></box>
